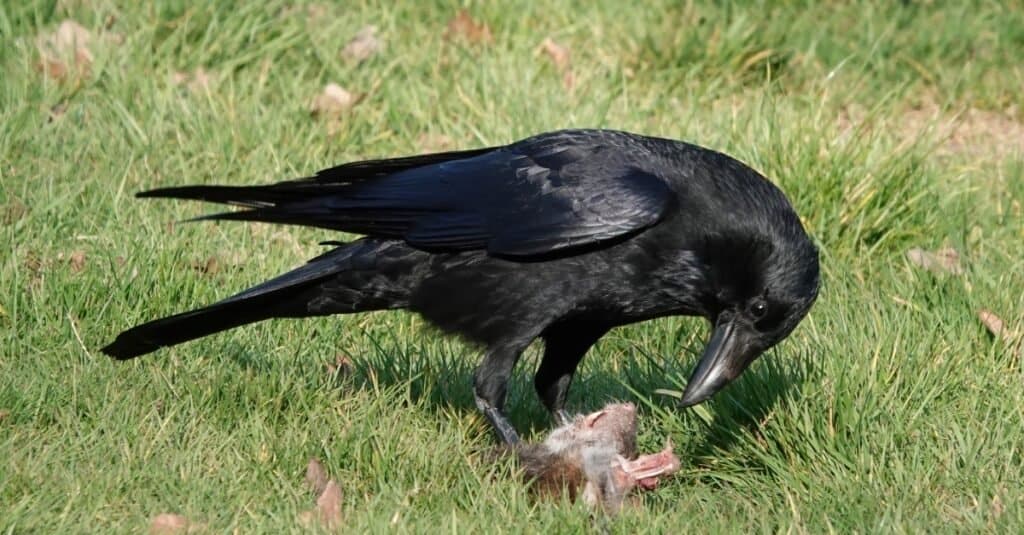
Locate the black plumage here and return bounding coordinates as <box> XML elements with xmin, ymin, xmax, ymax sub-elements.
<box><xmin>102</xmin><ymin>129</ymin><xmax>820</xmax><ymax>444</ymax></box>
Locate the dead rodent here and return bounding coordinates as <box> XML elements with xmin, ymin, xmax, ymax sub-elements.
<box><xmin>509</xmin><ymin>402</ymin><xmax>680</xmax><ymax>513</ymax></box>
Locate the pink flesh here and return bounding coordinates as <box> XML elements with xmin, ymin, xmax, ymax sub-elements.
<box><xmin>616</xmin><ymin>446</ymin><xmax>681</xmax><ymax>492</ymax></box>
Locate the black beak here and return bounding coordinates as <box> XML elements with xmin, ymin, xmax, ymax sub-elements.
<box><xmin>679</xmin><ymin>317</ymin><xmax>755</xmax><ymax>407</ymax></box>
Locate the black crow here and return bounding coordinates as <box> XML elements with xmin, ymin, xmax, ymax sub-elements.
<box><xmin>102</xmin><ymin>129</ymin><xmax>819</xmax><ymax>444</ymax></box>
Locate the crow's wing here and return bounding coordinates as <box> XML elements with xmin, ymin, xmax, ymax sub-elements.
<box><xmin>141</xmin><ymin>131</ymin><xmax>676</xmax><ymax>259</ymax></box>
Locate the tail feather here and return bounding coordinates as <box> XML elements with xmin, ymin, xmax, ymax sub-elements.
<box><xmin>102</xmin><ymin>247</ymin><xmax>353</xmax><ymax>360</ymax></box>
<box><xmin>137</xmin><ymin>182</ymin><xmax>337</xmax><ymax>208</ymax></box>
<box><xmin>102</xmin><ymin>292</ymin><xmax>288</xmax><ymax>360</ymax></box>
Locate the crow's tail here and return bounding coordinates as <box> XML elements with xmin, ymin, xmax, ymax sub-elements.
<box><xmin>102</xmin><ymin>246</ymin><xmax>366</xmax><ymax>360</ymax></box>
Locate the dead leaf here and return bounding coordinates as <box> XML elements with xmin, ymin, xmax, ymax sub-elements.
<box><xmin>0</xmin><ymin>410</ymin><xmax>9</xmax><ymax>422</ymax></box>
<box><xmin>978</xmin><ymin>309</ymin><xmax>1017</xmax><ymax>342</ymax></box>
<box><xmin>341</xmin><ymin>25</ymin><xmax>382</xmax><ymax>63</ymax></box>
<box><xmin>310</xmin><ymin>83</ymin><xmax>359</xmax><ymax>120</ymax></box>
<box><xmin>149</xmin><ymin>513</ymin><xmax>199</xmax><ymax>534</ymax></box>
<box><xmin>444</xmin><ymin>10</ymin><xmax>493</xmax><ymax>44</ymax></box>
<box><xmin>538</xmin><ymin>37</ymin><xmax>574</xmax><ymax>90</ymax></box>
<box><xmin>539</xmin><ymin>37</ymin><xmax>570</xmax><ymax>71</ymax></box>
<box><xmin>978</xmin><ymin>309</ymin><xmax>1023</xmax><ymax>358</ymax></box>
<box><xmin>906</xmin><ymin>246</ymin><xmax>963</xmax><ymax>275</ymax></box>
<box><xmin>417</xmin><ymin>133</ymin><xmax>454</xmax><ymax>153</ymax></box>
<box><xmin>299</xmin><ymin>479</ymin><xmax>343</xmax><ymax>530</ymax></box>
<box><xmin>68</xmin><ymin>250</ymin><xmax>86</xmax><ymax>273</ymax></box>
<box><xmin>991</xmin><ymin>492</ymin><xmax>1004</xmax><ymax>518</ymax></box>
<box><xmin>310</xmin><ymin>83</ymin><xmax>358</xmax><ymax>116</ymax></box>
<box><xmin>305</xmin><ymin>458</ymin><xmax>330</xmax><ymax>497</ymax></box>
<box><xmin>36</xmin><ymin>20</ymin><xmax>93</xmax><ymax>81</ymax></box>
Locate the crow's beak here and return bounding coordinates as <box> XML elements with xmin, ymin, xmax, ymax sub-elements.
<box><xmin>679</xmin><ymin>317</ymin><xmax>755</xmax><ymax>407</ymax></box>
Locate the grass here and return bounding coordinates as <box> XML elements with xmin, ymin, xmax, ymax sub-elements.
<box><xmin>2</xmin><ymin>0</ymin><xmax>1023</xmax><ymax>532</ymax></box>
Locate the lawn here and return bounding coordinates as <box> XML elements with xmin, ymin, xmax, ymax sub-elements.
<box><xmin>2</xmin><ymin>1</ymin><xmax>1023</xmax><ymax>532</ymax></box>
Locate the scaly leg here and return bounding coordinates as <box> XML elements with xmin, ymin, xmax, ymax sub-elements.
<box><xmin>473</xmin><ymin>341</ymin><xmax>529</xmax><ymax>445</ymax></box>
<box><xmin>535</xmin><ymin>322</ymin><xmax>609</xmax><ymax>424</ymax></box>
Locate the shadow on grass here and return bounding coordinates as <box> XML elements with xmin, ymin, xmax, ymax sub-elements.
<box><xmin>684</xmin><ymin>355</ymin><xmax>807</xmax><ymax>461</ymax></box>
<box><xmin>217</xmin><ymin>318</ymin><xmax>807</xmax><ymax>458</ymax></box>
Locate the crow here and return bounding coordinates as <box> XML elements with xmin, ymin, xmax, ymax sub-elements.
<box><xmin>102</xmin><ymin>129</ymin><xmax>820</xmax><ymax>444</ymax></box>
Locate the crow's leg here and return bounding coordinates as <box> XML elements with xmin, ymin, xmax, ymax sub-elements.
<box><xmin>535</xmin><ymin>323</ymin><xmax>609</xmax><ymax>425</ymax></box>
<box><xmin>473</xmin><ymin>341</ymin><xmax>530</xmax><ymax>445</ymax></box>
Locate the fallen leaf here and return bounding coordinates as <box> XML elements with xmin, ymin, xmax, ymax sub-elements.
<box><xmin>149</xmin><ymin>513</ymin><xmax>194</xmax><ymax>534</ymax></box>
<box><xmin>305</xmin><ymin>458</ymin><xmax>330</xmax><ymax>497</ymax></box>
<box><xmin>299</xmin><ymin>479</ymin><xmax>343</xmax><ymax>530</ymax></box>
<box><xmin>906</xmin><ymin>246</ymin><xmax>963</xmax><ymax>275</ymax></box>
<box><xmin>69</xmin><ymin>250</ymin><xmax>86</xmax><ymax>273</ymax></box>
<box><xmin>341</xmin><ymin>25</ymin><xmax>382</xmax><ymax>63</ymax></box>
<box><xmin>538</xmin><ymin>37</ymin><xmax>574</xmax><ymax>90</ymax></box>
<box><xmin>0</xmin><ymin>410</ymin><xmax>9</xmax><ymax>422</ymax></box>
<box><xmin>992</xmin><ymin>492</ymin><xmax>1004</xmax><ymax>518</ymax></box>
<box><xmin>539</xmin><ymin>37</ymin><xmax>570</xmax><ymax>71</ymax></box>
<box><xmin>310</xmin><ymin>83</ymin><xmax>359</xmax><ymax>118</ymax></box>
<box><xmin>978</xmin><ymin>309</ymin><xmax>1018</xmax><ymax>342</ymax></box>
<box><xmin>307</xmin><ymin>81</ymin><xmax>360</xmax><ymax>134</ymax></box>
<box><xmin>417</xmin><ymin>133</ymin><xmax>454</xmax><ymax>153</ymax></box>
<box><xmin>36</xmin><ymin>20</ymin><xmax>94</xmax><ymax>81</ymax></box>
<box><xmin>444</xmin><ymin>10</ymin><xmax>493</xmax><ymax>44</ymax></box>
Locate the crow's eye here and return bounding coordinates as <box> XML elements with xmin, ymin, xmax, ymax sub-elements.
<box><xmin>750</xmin><ymin>300</ymin><xmax>767</xmax><ymax>318</ymax></box>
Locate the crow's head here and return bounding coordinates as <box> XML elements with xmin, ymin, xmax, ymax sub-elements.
<box><xmin>678</xmin><ymin>189</ymin><xmax>820</xmax><ymax>407</ymax></box>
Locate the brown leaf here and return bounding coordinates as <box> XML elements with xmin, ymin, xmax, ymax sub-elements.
<box><xmin>906</xmin><ymin>246</ymin><xmax>963</xmax><ymax>275</ymax></box>
<box><xmin>538</xmin><ymin>37</ymin><xmax>574</xmax><ymax>90</ymax></box>
<box><xmin>305</xmin><ymin>458</ymin><xmax>330</xmax><ymax>497</ymax></box>
<box><xmin>69</xmin><ymin>250</ymin><xmax>86</xmax><ymax>273</ymax></box>
<box><xmin>539</xmin><ymin>37</ymin><xmax>571</xmax><ymax>71</ymax></box>
<box><xmin>978</xmin><ymin>309</ymin><xmax>1023</xmax><ymax>358</ymax></box>
<box><xmin>299</xmin><ymin>479</ymin><xmax>343</xmax><ymax>530</ymax></box>
<box><xmin>978</xmin><ymin>309</ymin><xmax>1016</xmax><ymax>341</ymax></box>
<box><xmin>310</xmin><ymin>83</ymin><xmax>359</xmax><ymax>118</ymax></box>
<box><xmin>341</xmin><ymin>25</ymin><xmax>382</xmax><ymax>63</ymax></box>
<box><xmin>444</xmin><ymin>10</ymin><xmax>493</xmax><ymax>44</ymax></box>
<box><xmin>36</xmin><ymin>20</ymin><xmax>94</xmax><ymax>81</ymax></box>
<box><xmin>0</xmin><ymin>409</ymin><xmax>9</xmax><ymax>423</ymax></box>
<box><xmin>149</xmin><ymin>513</ymin><xmax>197</xmax><ymax>534</ymax></box>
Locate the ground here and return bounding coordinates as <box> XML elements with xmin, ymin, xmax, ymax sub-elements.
<box><xmin>1</xmin><ymin>1</ymin><xmax>1022</xmax><ymax>532</ymax></box>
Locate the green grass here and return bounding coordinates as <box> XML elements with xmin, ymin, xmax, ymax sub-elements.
<box><xmin>2</xmin><ymin>0</ymin><xmax>1023</xmax><ymax>532</ymax></box>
